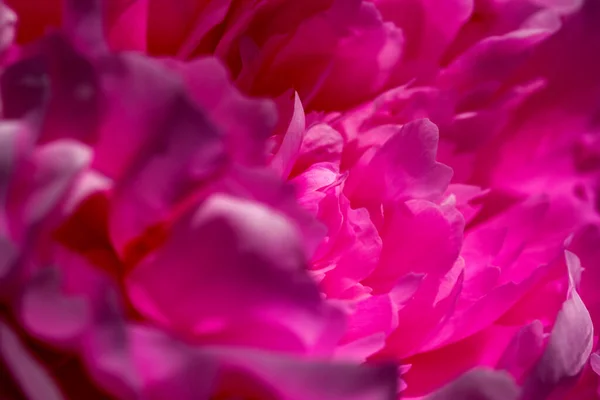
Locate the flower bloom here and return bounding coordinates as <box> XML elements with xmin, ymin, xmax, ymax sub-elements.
<box><xmin>3</xmin><ymin>0</ymin><xmax>600</xmax><ymax>399</ymax></box>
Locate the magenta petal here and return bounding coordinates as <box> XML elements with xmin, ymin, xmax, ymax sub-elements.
<box><xmin>320</xmin><ymin>199</ymin><xmax>383</xmax><ymax>297</ymax></box>
<box><xmin>89</xmin><ymin>322</ymin><xmax>398</xmax><ymax>399</ymax></box>
<box><xmin>425</xmin><ymin>368</ymin><xmax>520</xmax><ymax>400</ymax></box>
<box><xmin>108</xmin><ymin>91</ymin><xmax>225</xmax><ymax>259</ymax></box>
<box><xmin>126</xmin><ymin>193</ymin><xmax>341</xmax><ymax>352</ymax></box>
<box><xmin>364</xmin><ymin>199</ymin><xmax>464</xmax><ymax>292</ymax></box>
<box><xmin>343</xmin><ymin>293</ymin><xmax>397</xmax><ymax>345</ymax></box>
<box><xmin>92</xmin><ymin>54</ymin><xmax>185</xmax><ymax>179</ymax></box>
<box><xmin>374</xmin><ymin>0</ymin><xmax>473</xmax><ymax>82</ymax></box>
<box><xmin>146</xmin><ymin>0</ymin><xmax>207</xmax><ymax>56</ymax></box>
<box><xmin>40</xmin><ymin>35</ymin><xmax>102</xmax><ymax>144</ymax></box>
<box><xmin>334</xmin><ymin>333</ymin><xmax>387</xmax><ymax>362</ymax></box>
<box><xmin>19</xmin><ymin>267</ymin><xmax>91</xmax><ymax>347</ymax></box>
<box><xmin>1</xmin><ymin>55</ymin><xmax>49</xmax><ymax>122</ymax></box>
<box><xmin>86</xmin><ymin>320</ymin><xmax>217</xmax><ymax>399</ymax></box>
<box><xmin>222</xmin><ymin>166</ymin><xmax>328</xmax><ymax>259</ymax></box>
<box><xmin>298</xmin><ymin>1</ymin><xmax>404</xmax><ymax>110</ymax></box>
<box><xmin>381</xmin><ymin>262</ymin><xmax>465</xmax><ymax>359</ymax></box>
<box><xmin>62</xmin><ymin>0</ymin><xmax>106</xmax><ymax>54</ymax></box>
<box><xmin>104</xmin><ymin>0</ymin><xmax>149</xmax><ymax>52</ymax></box>
<box><xmin>234</xmin><ymin>0</ymin><xmax>403</xmax><ymax>111</ymax></box>
<box><xmin>170</xmin><ymin>57</ymin><xmax>277</xmax><ymax>166</ymax></box>
<box><xmin>176</xmin><ymin>0</ymin><xmax>233</xmax><ymax>58</ymax></box>
<box><xmin>497</xmin><ymin>321</ymin><xmax>546</xmax><ymax>382</ymax></box>
<box><xmin>295</xmin><ymin>122</ymin><xmax>344</xmax><ymax>173</ymax></box>
<box><xmin>438</xmin><ymin>28</ymin><xmax>556</xmax><ymax>93</ymax></box>
<box><xmin>345</xmin><ymin>119</ymin><xmax>453</xmax><ymax>208</ymax></box>
<box><xmin>0</xmin><ymin>34</ymin><xmax>102</xmax><ymax>146</ymax></box>
<box><xmin>0</xmin><ymin>321</ymin><xmax>66</xmax><ymax>400</ymax></box>
<box><xmin>0</xmin><ymin>236</ymin><xmax>18</xmax><ymax>289</ymax></box>
<box><xmin>131</xmin><ymin>327</ymin><xmax>217</xmax><ymax>399</ymax></box>
<box><xmin>7</xmin><ymin>139</ymin><xmax>92</xmax><ymax>241</ymax></box>
<box><xmin>0</xmin><ymin>121</ymin><xmax>29</xmax><ymax>228</ymax></box>
<box><xmin>80</xmin><ymin>291</ymin><xmax>142</xmax><ymax>399</ymax></box>
<box><xmin>532</xmin><ymin>0</ymin><xmax>584</xmax><ymax>14</ymax></box>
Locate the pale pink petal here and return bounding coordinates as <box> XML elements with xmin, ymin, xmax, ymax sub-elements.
<box><xmin>0</xmin><ymin>1</ymin><xmax>16</xmax><ymax>54</ymax></box>
<box><xmin>210</xmin><ymin>345</ymin><xmax>398</xmax><ymax>400</ymax></box>
<box><xmin>521</xmin><ymin>251</ymin><xmax>594</xmax><ymax>399</ymax></box>
<box><xmin>425</xmin><ymin>368</ymin><xmax>520</xmax><ymax>400</ymax></box>
<box><xmin>269</xmin><ymin>90</ymin><xmax>305</xmax><ymax>178</ymax></box>
<box><xmin>0</xmin><ymin>321</ymin><xmax>66</xmax><ymax>400</ymax></box>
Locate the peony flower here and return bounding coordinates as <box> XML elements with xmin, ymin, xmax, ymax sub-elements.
<box><xmin>4</xmin><ymin>0</ymin><xmax>600</xmax><ymax>399</ymax></box>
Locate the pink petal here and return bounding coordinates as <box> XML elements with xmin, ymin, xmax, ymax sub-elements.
<box><xmin>108</xmin><ymin>90</ymin><xmax>225</xmax><ymax>262</ymax></box>
<box><xmin>402</xmin><ymin>326</ymin><xmax>519</xmax><ymax>396</ymax></box>
<box><xmin>373</xmin><ymin>0</ymin><xmax>473</xmax><ymax>82</ymax></box>
<box><xmin>19</xmin><ymin>267</ymin><xmax>91</xmax><ymax>347</ymax></box>
<box><xmin>105</xmin><ymin>0</ymin><xmax>149</xmax><ymax>52</ymax></box>
<box><xmin>497</xmin><ymin>320</ymin><xmax>546</xmax><ymax>382</ymax></box>
<box><xmin>126</xmin><ymin>193</ymin><xmax>342</xmax><ymax>353</ymax></box>
<box><xmin>235</xmin><ymin>0</ymin><xmax>403</xmax><ymax>111</ymax></box>
<box><xmin>170</xmin><ymin>57</ymin><xmax>277</xmax><ymax>166</ymax></box>
<box><xmin>320</xmin><ymin>198</ymin><xmax>383</xmax><ymax>297</ymax></box>
<box><xmin>363</xmin><ymin>199</ymin><xmax>464</xmax><ymax>293</ymax></box>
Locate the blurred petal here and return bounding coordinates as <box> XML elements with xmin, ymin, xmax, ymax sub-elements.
<box><xmin>0</xmin><ymin>321</ymin><xmax>66</xmax><ymax>400</ymax></box>
<box><xmin>126</xmin><ymin>193</ymin><xmax>343</xmax><ymax>353</ymax></box>
<box><xmin>425</xmin><ymin>368</ymin><xmax>520</xmax><ymax>400</ymax></box>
